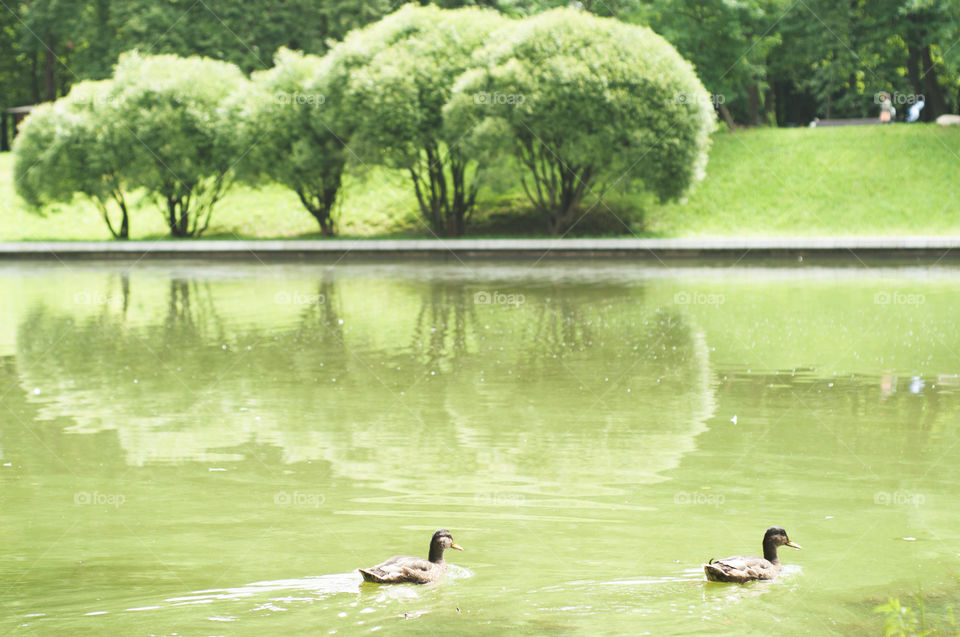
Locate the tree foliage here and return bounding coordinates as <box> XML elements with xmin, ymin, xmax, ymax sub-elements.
<box><xmin>342</xmin><ymin>5</ymin><xmax>508</xmax><ymax>236</ymax></box>
<box><xmin>644</xmin><ymin>0</ymin><xmax>960</xmax><ymax>124</ymax></box>
<box><xmin>12</xmin><ymin>2</ymin><xmax>960</xmax><ymax>241</ymax></box>
<box><xmin>13</xmin><ymin>79</ymin><xmax>134</xmax><ymax>237</ymax></box>
<box><xmin>111</xmin><ymin>0</ymin><xmax>393</xmax><ymax>73</ymax></box>
<box><xmin>3</xmin><ymin>0</ymin><xmax>960</xmax><ymax>128</ymax></box>
<box><xmin>641</xmin><ymin>0</ymin><xmax>777</xmax><ymax>127</ymax></box>
<box><xmin>240</xmin><ymin>49</ymin><xmax>347</xmax><ymax>236</ymax></box>
<box><xmin>0</xmin><ymin>0</ymin><xmax>393</xmax><ymax>112</ymax></box>
<box><xmin>110</xmin><ymin>52</ymin><xmax>248</xmax><ymax>237</ymax></box>
<box><xmin>446</xmin><ymin>8</ymin><xmax>715</xmax><ymax>234</ymax></box>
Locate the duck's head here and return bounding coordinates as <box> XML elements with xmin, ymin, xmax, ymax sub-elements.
<box><xmin>431</xmin><ymin>529</ymin><xmax>464</xmax><ymax>551</ymax></box>
<box><xmin>764</xmin><ymin>526</ymin><xmax>802</xmax><ymax>550</ymax></box>
<box><xmin>428</xmin><ymin>529</ymin><xmax>463</xmax><ymax>562</ymax></box>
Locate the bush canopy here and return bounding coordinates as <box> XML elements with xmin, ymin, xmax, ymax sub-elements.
<box><xmin>12</xmin><ymin>7</ymin><xmax>715</xmax><ymax>239</ymax></box>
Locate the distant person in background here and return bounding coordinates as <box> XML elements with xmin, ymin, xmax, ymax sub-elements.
<box><xmin>879</xmin><ymin>92</ymin><xmax>895</xmax><ymax>123</ymax></box>
<box><xmin>907</xmin><ymin>99</ymin><xmax>925</xmax><ymax>122</ymax></box>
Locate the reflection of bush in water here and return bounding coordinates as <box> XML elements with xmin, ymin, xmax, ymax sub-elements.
<box><xmin>396</xmin><ymin>288</ymin><xmax>714</xmax><ymax>487</ymax></box>
<box><xmin>449</xmin><ymin>308</ymin><xmax>713</xmax><ymax>487</ymax></box>
<box><xmin>641</xmin><ymin>309</ymin><xmax>697</xmax><ymax>375</ymax></box>
<box><xmin>0</xmin><ymin>355</ymin><xmax>97</xmax><ymax>471</ymax></box>
<box><xmin>405</xmin><ymin>282</ymin><xmax>694</xmax><ymax>370</ymax></box>
<box><xmin>409</xmin><ymin>282</ymin><xmax>478</xmax><ymax>371</ymax></box>
<box><xmin>17</xmin><ymin>279</ymin><xmax>348</xmax><ymax>429</ymax></box>
<box><xmin>14</xmin><ymin>279</ymin><xmax>714</xmax><ymax>485</ymax></box>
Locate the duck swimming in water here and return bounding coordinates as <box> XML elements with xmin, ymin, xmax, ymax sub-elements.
<box><xmin>359</xmin><ymin>529</ymin><xmax>464</xmax><ymax>584</ymax></box>
<box><xmin>703</xmin><ymin>526</ymin><xmax>801</xmax><ymax>583</ymax></box>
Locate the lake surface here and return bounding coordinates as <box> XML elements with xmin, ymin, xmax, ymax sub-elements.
<box><xmin>1</xmin><ymin>260</ymin><xmax>958</xmax><ymax>636</ymax></box>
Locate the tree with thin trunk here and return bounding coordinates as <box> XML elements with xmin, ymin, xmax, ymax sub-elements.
<box><xmin>13</xmin><ymin>79</ymin><xmax>134</xmax><ymax>238</ymax></box>
<box><xmin>341</xmin><ymin>5</ymin><xmax>508</xmax><ymax>237</ymax></box>
<box><xmin>237</xmin><ymin>49</ymin><xmax>347</xmax><ymax>236</ymax></box>
<box><xmin>111</xmin><ymin>52</ymin><xmax>248</xmax><ymax>238</ymax></box>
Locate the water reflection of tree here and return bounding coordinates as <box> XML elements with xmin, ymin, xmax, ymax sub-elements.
<box><xmin>405</xmin><ymin>283</ymin><xmax>629</xmax><ymax>371</ymax></box>
<box><xmin>293</xmin><ymin>276</ymin><xmax>345</xmax><ymax>348</ymax></box>
<box><xmin>12</xmin><ymin>272</ymin><xmax>720</xmax><ymax>493</ymax></box>
<box><xmin>14</xmin><ymin>274</ymin><xmax>353</xmax><ymax>465</ymax></box>
<box><xmin>163</xmin><ymin>278</ymin><xmax>227</xmax><ymax>347</ymax></box>
<box><xmin>0</xmin><ymin>354</ymin><xmax>127</xmax><ymax>472</ymax></box>
<box><xmin>441</xmin><ymin>304</ymin><xmax>717</xmax><ymax>488</ymax></box>
<box><xmin>641</xmin><ymin>309</ymin><xmax>698</xmax><ymax>387</ymax></box>
<box><xmin>120</xmin><ymin>272</ymin><xmax>130</xmax><ymax>316</ymax></box>
<box><xmin>409</xmin><ymin>281</ymin><xmax>477</xmax><ymax>372</ymax></box>
<box><xmin>528</xmin><ymin>295</ymin><xmax>594</xmax><ymax>358</ymax></box>
<box><xmin>516</xmin><ymin>294</ymin><xmax>697</xmax><ymax>384</ymax></box>
<box><xmin>371</xmin><ymin>287</ymin><xmax>718</xmax><ymax>492</ymax></box>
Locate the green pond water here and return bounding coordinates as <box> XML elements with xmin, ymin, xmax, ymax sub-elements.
<box><xmin>1</xmin><ymin>260</ymin><xmax>958</xmax><ymax>636</ymax></box>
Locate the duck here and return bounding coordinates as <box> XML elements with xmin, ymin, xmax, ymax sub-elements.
<box><xmin>358</xmin><ymin>529</ymin><xmax>464</xmax><ymax>584</ymax></box>
<box><xmin>703</xmin><ymin>526</ymin><xmax>801</xmax><ymax>583</ymax></box>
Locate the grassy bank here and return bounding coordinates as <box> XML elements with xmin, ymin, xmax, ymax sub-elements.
<box><xmin>648</xmin><ymin>123</ymin><xmax>960</xmax><ymax>237</ymax></box>
<box><xmin>2</xmin><ymin>123</ymin><xmax>959</xmax><ymax>240</ymax></box>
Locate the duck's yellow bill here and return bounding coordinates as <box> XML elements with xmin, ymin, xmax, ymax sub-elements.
<box><xmin>451</xmin><ymin>543</ymin><xmax>465</xmax><ymax>551</ymax></box>
<box><xmin>786</xmin><ymin>541</ymin><xmax>802</xmax><ymax>550</ymax></box>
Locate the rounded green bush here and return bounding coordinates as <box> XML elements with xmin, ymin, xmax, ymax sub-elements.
<box><xmin>446</xmin><ymin>8</ymin><xmax>716</xmax><ymax>234</ymax></box>
<box><xmin>14</xmin><ymin>80</ymin><xmax>134</xmax><ymax>238</ymax></box>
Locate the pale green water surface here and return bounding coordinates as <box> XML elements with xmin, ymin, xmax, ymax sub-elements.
<box><xmin>1</xmin><ymin>261</ymin><xmax>958</xmax><ymax>635</ymax></box>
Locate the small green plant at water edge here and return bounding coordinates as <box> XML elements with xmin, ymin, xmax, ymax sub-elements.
<box><xmin>875</xmin><ymin>596</ymin><xmax>958</xmax><ymax>637</ymax></box>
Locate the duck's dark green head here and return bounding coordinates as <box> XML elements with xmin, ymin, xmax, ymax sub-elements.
<box><xmin>764</xmin><ymin>526</ymin><xmax>802</xmax><ymax>550</ymax></box>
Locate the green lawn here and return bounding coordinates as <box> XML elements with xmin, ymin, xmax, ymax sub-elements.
<box><xmin>647</xmin><ymin>123</ymin><xmax>960</xmax><ymax>237</ymax></box>
<box><xmin>0</xmin><ymin>153</ymin><xmax>423</xmax><ymax>240</ymax></box>
<box><xmin>2</xmin><ymin>123</ymin><xmax>959</xmax><ymax>240</ymax></box>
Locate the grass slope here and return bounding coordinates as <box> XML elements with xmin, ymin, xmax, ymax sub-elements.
<box><xmin>648</xmin><ymin>123</ymin><xmax>960</xmax><ymax>237</ymax></box>
<box><xmin>1</xmin><ymin>123</ymin><xmax>959</xmax><ymax>240</ymax></box>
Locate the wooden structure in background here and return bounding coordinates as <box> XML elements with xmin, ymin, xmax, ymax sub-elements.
<box><xmin>1</xmin><ymin>105</ymin><xmax>37</xmax><ymax>151</ymax></box>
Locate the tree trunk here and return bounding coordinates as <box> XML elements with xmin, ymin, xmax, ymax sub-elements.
<box><xmin>167</xmin><ymin>196</ymin><xmax>191</xmax><ymax>238</ymax></box>
<box><xmin>718</xmin><ymin>104</ymin><xmax>736</xmax><ymax>131</ymax></box>
<box><xmin>100</xmin><ymin>205</ymin><xmax>120</xmax><ymax>239</ymax></box>
<box><xmin>308</xmin><ymin>208</ymin><xmax>333</xmax><ymax>237</ymax></box>
<box><xmin>920</xmin><ymin>45</ymin><xmax>948</xmax><ymax>119</ymax></box>
<box><xmin>906</xmin><ymin>45</ymin><xmax>923</xmax><ymax>96</ymax></box>
<box><xmin>763</xmin><ymin>86</ymin><xmax>776</xmax><ymax>125</ymax></box>
<box><xmin>118</xmin><ymin>203</ymin><xmax>129</xmax><ymax>239</ymax></box>
<box><xmin>321</xmin><ymin>185</ymin><xmax>337</xmax><ymax>237</ymax></box>
<box><xmin>297</xmin><ymin>188</ymin><xmax>336</xmax><ymax>237</ymax></box>
<box><xmin>44</xmin><ymin>36</ymin><xmax>57</xmax><ymax>101</ymax></box>
<box><xmin>746</xmin><ymin>84</ymin><xmax>763</xmax><ymax>127</ymax></box>
<box><xmin>905</xmin><ymin>43</ymin><xmax>928</xmax><ymax>121</ymax></box>
<box><xmin>179</xmin><ymin>204</ymin><xmax>189</xmax><ymax>236</ymax></box>
<box><xmin>30</xmin><ymin>53</ymin><xmax>41</xmax><ymax>103</ymax></box>
<box><xmin>546</xmin><ymin>165</ymin><xmax>591</xmax><ymax>236</ymax></box>
<box><xmin>444</xmin><ymin>159</ymin><xmax>473</xmax><ymax>238</ymax></box>
<box><xmin>167</xmin><ymin>197</ymin><xmax>177</xmax><ymax>236</ymax></box>
<box><xmin>44</xmin><ymin>51</ymin><xmax>56</xmax><ymax>101</ymax></box>
<box><xmin>444</xmin><ymin>205</ymin><xmax>466</xmax><ymax>238</ymax></box>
